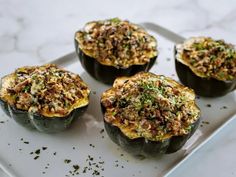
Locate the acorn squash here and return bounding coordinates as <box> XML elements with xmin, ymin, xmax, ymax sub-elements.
<box><xmin>75</xmin><ymin>18</ymin><xmax>158</xmax><ymax>84</ymax></box>
<box><xmin>0</xmin><ymin>64</ymin><xmax>90</xmax><ymax>133</ymax></box>
<box><xmin>101</xmin><ymin>72</ymin><xmax>200</xmax><ymax>156</ymax></box>
<box><xmin>175</xmin><ymin>37</ymin><xmax>236</xmax><ymax>97</ymax></box>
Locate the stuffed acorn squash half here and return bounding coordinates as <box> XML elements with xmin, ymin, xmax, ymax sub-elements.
<box><xmin>0</xmin><ymin>64</ymin><xmax>90</xmax><ymax>133</ymax></box>
<box><xmin>101</xmin><ymin>72</ymin><xmax>200</xmax><ymax>156</ymax></box>
<box><xmin>75</xmin><ymin>18</ymin><xmax>158</xmax><ymax>84</ymax></box>
<box><xmin>175</xmin><ymin>37</ymin><xmax>236</xmax><ymax>97</ymax></box>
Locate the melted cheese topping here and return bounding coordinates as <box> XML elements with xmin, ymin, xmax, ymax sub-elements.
<box><xmin>0</xmin><ymin>64</ymin><xmax>90</xmax><ymax>117</ymax></box>
<box><xmin>75</xmin><ymin>18</ymin><xmax>158</xmax><ymax>68</ymax></box>
<box><xmin>176</xmin><ymin>37</ymin><xmax>236</xmax><ymax>81</ymax></box>
<box><xmin>101</xmin><ymin>72</ymin><xmax>200</xmax><ymax>141</ymax></box>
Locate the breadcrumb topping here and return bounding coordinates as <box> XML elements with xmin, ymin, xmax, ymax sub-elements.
<box><xmin>176</xmin><ymin>37</ymin><xmax>236</xmax><ymax>81</ymax></box>
<box><xmin>101</xmin><ymin>72</ymin><xmax>200</xmax><ymax>141</ymax></box>
<box><xmin>75</xmin><ymin>18</ymin><xmax>158</xmax><ymax>68</ymax></box>
<box><xmin>0</xmin><ymin>64</ymin><xmax>90</xmax><ymax>117</ymax></box>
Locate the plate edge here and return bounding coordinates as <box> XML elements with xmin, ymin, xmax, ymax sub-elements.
<box><xmin>163</xmin><ymin>113</ymin><xmax>236</xmax><ymax>177</ymax></box>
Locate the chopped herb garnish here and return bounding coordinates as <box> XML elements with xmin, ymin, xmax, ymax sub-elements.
<box><xmin>82</xmin><ymin>167</ymin><xmax>88</xmax><ymax>173</ymax></box>
<box><xmin>100</xmin><ymin>129</ymin><xmax>104</xmax><ymax>134</ymax></box>
<box><xmin>73</xmin><ymin>165</ymin><xmax>80</xmax><ymax>172</ymax></box>
<box><xmin>89</xmin><ymin>144</ymin><xmax>95</xmax><ymax>148</ymax></box>
<box><xmin>110</xmin><ymin>17</ymin><xmax>121</xmax><ymax>24</ymax></box>
<box><xmin>92</xmin><ymin>170</ymin><xmax>100</xmax><ymax>176</ymax></box>
<box><xmin>220</xmin><ymin>106</ymin><xmax>228</xmax><ymax>110</ymax></box>
<box><xmin>64</xmin><ymin>159</ymin><xmax>71</xmax><ymax>164</ymax></box>
<box><xmin>22</xmin><ymin>85</ymin><xmax>31</xmax><ymax>92</ymax></box>
<box><xmin>32</xmin><ymin>75</ymin><xmax>37</xmax><ymax>80</ymax></box>
<box><xmin>202</xmin><ymin>121</ymin><xmax>210</xmax><ymax>125</ymax></box>
<box><xmin>42</xmin><ymin>147</ymin><xmax>47</xmax><ymax>150</ymax></box>
<box><xmin>34</xmin><ymin>156</ymin><xmax>39</xmax><ymax>160</ymax></box>
<box><xmin>35</xmin><ymin>149</ymin><xmax>40</xmax><ymax>155</ymax></box>
<box><xmin>112</xmin><ymin>111</ymin><xmax>117</xmax><ymax>116</ymax></box>
<box><xmin>206</xmin><ymin>104</ymin><xmax>211</xmax><ymax>107</ymax></box>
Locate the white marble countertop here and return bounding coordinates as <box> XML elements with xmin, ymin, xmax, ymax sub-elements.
<box><xmin>0</xmin><ymin>0</ymin><xmax>236</xmax><ymax>176</ymax></box>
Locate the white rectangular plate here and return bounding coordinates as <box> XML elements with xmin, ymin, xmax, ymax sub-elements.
<box><xmin>0</xmin><ymin>22</ymin><xmax>235</xmax><ymax>177</ymax></box>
